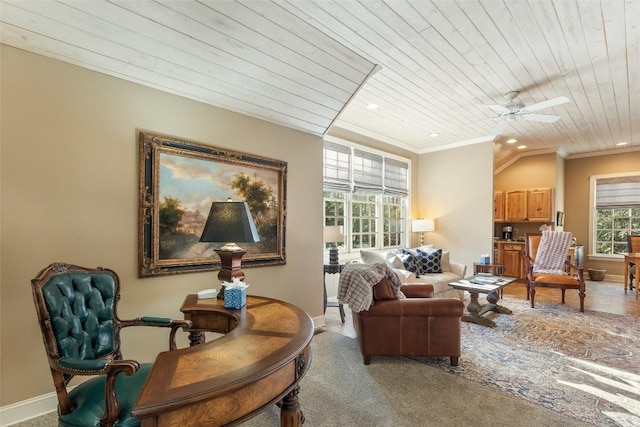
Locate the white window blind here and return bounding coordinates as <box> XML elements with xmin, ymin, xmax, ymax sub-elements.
<box><xmin>596</xmin><ymin>175</ymin><xmax>640</xmax><ymax>208</ymax></box>
<box><xmin>384</xmin><ymin>158</ymin><xmax>409</xmax><ymax>196</ymax></box>
<box><xmin>353</xmin><ymin>149</ymin><xmax>383</xmax><ymax>193</ymax></box>
<box><xmin>323</xmin><ymin>141</ymin><xmax>351</xmax><ymax>192</ymax></box>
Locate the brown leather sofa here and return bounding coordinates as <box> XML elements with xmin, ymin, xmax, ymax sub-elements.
<box><xmin>352</xmin><ymin>281</ymin><xmax>464</xmax><ymax>366</ymax></box>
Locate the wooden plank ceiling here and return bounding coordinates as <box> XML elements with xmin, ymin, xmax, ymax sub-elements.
<box><xmin>2</xmin><ymin>0</ymin><xmax>638</xmax><ymax>169</ymax></box>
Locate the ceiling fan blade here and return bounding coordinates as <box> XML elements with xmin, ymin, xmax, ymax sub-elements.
<box><xmin>492</xmin><ymin>119</ymin><xmax>509</xmax><ymax>136</ymax></box>
<box><xmin>487</xmin><ymin>104</ymin><xmax>510</xmax><ymax>114</ymax></box>
<box><xmin>523</xmin><ymin>96</ymin><xmax>570</xmax><ymax>112</ymax></box>
<box><xmin>521</xmin><ymin>113</ymin><xmax>561</xmax><ymax>123</ymax></box>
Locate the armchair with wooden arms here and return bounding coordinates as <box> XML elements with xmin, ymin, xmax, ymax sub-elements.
<box><xmin>628</xmin><ymin>234</ymin><xmax>640</xmax><ymax>290</ymax></box>
<box><xmin>524</xmin><ymin>232</ymin><xmax>586</xmax><ymax>312</ymax></box>
<box><xmin>31</xmin><ymin>263</ymin><xmax>192</xmax><ymax>427</ymax></box>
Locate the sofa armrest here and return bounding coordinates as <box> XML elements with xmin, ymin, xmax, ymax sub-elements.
<box><xmin>450</xmin><ymin>261</ymin><xmax>467</xmax><ymax>278</ymax></box>
<box><xmin>399</xmin><ymin>284</ymin><xmax>434</xmax><ymax>298</ymax></box>
<box><xmin>392</xmin><ymin>268</ymin><xmax>416</xmax><ymax>284</ymax></box>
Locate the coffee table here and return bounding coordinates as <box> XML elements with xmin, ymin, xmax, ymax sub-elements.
<box><xmin>449</xmin><ymin>275</ymin><xmax>516</xmax><ymax>327</ymax></box>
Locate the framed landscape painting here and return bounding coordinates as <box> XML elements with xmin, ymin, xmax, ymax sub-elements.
<box><xmin>138</xmin><ymin>131</ymin><xmax>287</xmax><ymax>277</ymax></box>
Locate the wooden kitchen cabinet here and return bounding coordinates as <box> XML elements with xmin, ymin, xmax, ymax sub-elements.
<box><xmin>499</xmin><ymin>243</ymin><xmax>525</xmax><ymax>279</ymax></box>
<box><xmin>526</xmin><ymin>188</ymin><xmax>553</xmax><ymax>222</ymax></box>
<box><xmin>505</xmin><ymin>190</ymin><xmax>527</xmax><ymax>221</ymax></box>
<box><xmin>494</xmin><ymin>191</ymin><xmax>505</xmax><ymax>221</ymax></box>
<box><xmin>502</xmin><ymin>188</ymin><xmax>553</xmax><ymax>222</ymax></box>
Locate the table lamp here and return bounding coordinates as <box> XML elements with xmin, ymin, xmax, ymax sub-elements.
<box><xmin>411</xmin><ymin>219</ymin><xmax>434</xmax><ymax>246</ymax></box>
<box><xmin>200</xmin><ymin>200</ymin><xmax>260</xmax><ymax>299</ymax></box>
<box><xmin>324</xmin><ymin>225</ymin><xmax>344</xmax><ymax>265</ymax></box>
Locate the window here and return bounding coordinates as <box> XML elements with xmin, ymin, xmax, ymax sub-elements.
<box><xmin>591</xmin><ymin>174</ymin><xmax>640</xmax><ymax>256</ymax></box>
<box><xmin>323</xmin><ymin>139</ymin><xmax>409</xmax><ymax>256</ymax></box>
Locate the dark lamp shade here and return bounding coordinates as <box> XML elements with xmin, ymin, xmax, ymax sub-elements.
<box><xmin>199</xmin><ymin>201</ymin><xmax>260</xmax><ymax>245</ymax></box>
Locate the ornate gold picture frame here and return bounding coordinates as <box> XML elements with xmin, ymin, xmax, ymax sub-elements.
<box><xmin>138</xmin><ymin>131</ymin><xmax>287</xmax><ymax>277</ymax></box>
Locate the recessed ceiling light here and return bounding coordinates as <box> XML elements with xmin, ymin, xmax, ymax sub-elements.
<box><xmin>617</xmin><ymin>141</ymin><xmax>628</xmax><ymax>146</ymax></box>
<box><xmin>517</xmin><ymin>145</ymin><xmax>527</xmax><ymax>150</ymax></box>
<box><xmin>366</xmin><ymin>103</ymin><xmax>378</xmax><ymax>110</ymax></box>
<box><xmin>506</xmin><ymin>138</ymin><xmax>517</xmax><ymax>144</ymax></box>
<box><xmin>428</xmin><ymin>133</ymin><xmax>439</xmax><ymax>137</ymax></box>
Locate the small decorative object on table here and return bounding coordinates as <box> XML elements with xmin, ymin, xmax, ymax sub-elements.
<box><xmin>223</xmin><ymin>278</ymin><xmax>249</xmax><ymax>309</ymax></box>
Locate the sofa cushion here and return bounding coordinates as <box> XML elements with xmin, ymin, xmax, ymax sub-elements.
<box><xmin>372</xmin><ymin>277</ymin><xmax>396</xmax><ymax>300</ymax></box>
<box><xmin>399</xmin><ymin>250</ymin><xmax>423</xmax><ymax>276</ymax></box>
<box><xmin>416</xmin><ymin>248</ymin><xmax>443</xmax><ymax>273</ymax></box>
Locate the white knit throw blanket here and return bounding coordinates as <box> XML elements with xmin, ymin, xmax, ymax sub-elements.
<box><xmin>533</xmin><ymin>231</ymin><xmax>572</xmax><ymax>275</ymax></box>
<box><xmin>337</xmin><ymin>263</ymin><xmax>402</xmax><ymax>312</ymax></box>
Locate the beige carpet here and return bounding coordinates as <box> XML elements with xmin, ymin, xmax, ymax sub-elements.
<box><xmin>17</xmin><ymin>328</ymin><xmax>587</xmax><ymax>427</ymax></box>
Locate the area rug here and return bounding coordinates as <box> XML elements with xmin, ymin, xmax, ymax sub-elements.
<box><xmin>412</xmin><ymin>295</ymin><xmax>640</xmax><ymax>426</ymax></box>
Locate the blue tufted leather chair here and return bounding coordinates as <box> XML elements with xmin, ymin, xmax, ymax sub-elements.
<box><xmin>31</xmin><ymin>263</ymin><xmax>192</xmax><ymax>427</ymax></box>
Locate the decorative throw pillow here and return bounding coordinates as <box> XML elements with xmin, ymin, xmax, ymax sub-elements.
<box><xmin>399</xmin><ymin>250</ymin><xmax>422</xmax><ymax>277</ymax></box>
<box><xmin>387</xmin><ymin>255</ymin><xmax>405</xmax><ymax>270</ymax></box>
<box><xmin>360</xmin><ymin>249</ymin><xmax>388</xmax><ymax>265</ymax></box>
<box><xmin>416</xmin><ymin>248</ymin><xmax>443</xmax><ymax>273</ymax></box>
<box><xmin>372</xmin><ymin>277</ymin><xmax>396</xmax><ymax>300</ymax></box>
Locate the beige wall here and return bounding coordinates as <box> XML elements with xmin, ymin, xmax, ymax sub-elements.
<box><xmin>494</xmin><ymin>152</ymin><xmax>557</xmax><ymax>190</ymax></box>
<box><xmin>565</xmin><ymin>151</ymin><xmax>640</xmax><ymax>275</ymax></box>
<box><xmin>0</xmin><ymin>46</ymin><xmax>323</xmax><ymax>405</ymax></box>
<box><xmin>418</xmin><ymin>142</ymin><xmax>495</xmax><ymax>272</ymax></box>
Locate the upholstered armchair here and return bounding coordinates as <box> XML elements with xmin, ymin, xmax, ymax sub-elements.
<box><xmin>524</xmin><ymin>232</ymin><xmax>586</xmax><ymax>312</ymax></box>
<box><xmin>351</xmin><ymin>279</ymin><xmax>464</xmax><ymax>366</ymax></box>
<box><xmin>31</xmin><ymin>263</ymin><xmax>192</xmax><ymax>427</ymax></box>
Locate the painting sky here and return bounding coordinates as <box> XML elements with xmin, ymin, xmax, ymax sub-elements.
<box><xmin>159</xmin><ymin>152</ymin><xmax>279</xmax><ymax>216</ymax></box>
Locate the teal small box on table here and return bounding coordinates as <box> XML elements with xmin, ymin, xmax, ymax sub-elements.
<box><xmin>224</xmin><ymin>287</ymin><xmax>247</xmax><ymax>309</ymax></box>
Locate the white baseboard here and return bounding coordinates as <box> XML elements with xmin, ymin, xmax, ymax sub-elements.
<box><xmin>0</xmin><ymin>391</ymin><xmax>57</xmax><ymax>426</ymax></box>
<box><xmin>1</xmin><ymin>315</ymin><xmax>328</xmax><ymax>426</ymax></box>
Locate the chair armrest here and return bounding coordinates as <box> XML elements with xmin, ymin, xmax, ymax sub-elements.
<box><xmin>120</xmin><ymin>318</ymin><xmax>192</xmax><ymax>350</ymax></box>
<box><xmin>400</xmin><ymin>284</ymin><xmax>434</xmax><ymax>298</ymax></box>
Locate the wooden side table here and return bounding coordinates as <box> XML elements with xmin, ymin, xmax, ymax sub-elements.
<box><xmin>324</xmin><ymin>264</ymin><xmax>346</xmax><ymax>323</ymax></box>
<box><xmin>473</xmin><ymin>263</ymin><xmax>505</xmax><ymax>297</ymax></box>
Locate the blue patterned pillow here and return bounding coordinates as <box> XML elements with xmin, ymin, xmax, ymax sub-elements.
<box><xmin>416</xmin><ymin>248</ymin><xmax>443</xmax><ymax>273</ymax></box>
<box><xmin>399</xmin><ymin>249</ymin><xmax>422</xmax><ymax>277</ymax></box>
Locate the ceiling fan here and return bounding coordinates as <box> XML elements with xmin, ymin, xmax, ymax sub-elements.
<box><xmin>487</xmin><ymin>90</ymin><xmax>570</xmax><ymax>137</ymax></box>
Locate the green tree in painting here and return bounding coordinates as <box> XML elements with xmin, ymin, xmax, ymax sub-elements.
<box><xmin>159</xmin><ymin>196</ymin><xmax>184</xmax><ymax>233</ymax></box>
<box><xmin>158</xmin><ymin>196</ymin><xmax>200</xmax><ymax>259</ymax></box>
<box><xmin>231</xmin><ymin>173</ymin><xmax>277</xmax><ymax>244</ymax></box>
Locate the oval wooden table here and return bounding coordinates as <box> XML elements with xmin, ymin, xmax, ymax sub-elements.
<box><xmin>131</xmin><ymin>295</ymin><xmax>314</xmax><ymax>426</ymax></box>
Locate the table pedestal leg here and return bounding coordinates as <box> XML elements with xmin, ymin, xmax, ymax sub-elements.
<box><xmin>461</xmin><ymin>291</ymin><xmax>496</xmax><ymax>328</ymax></box>
<box><xmin>478</xmin><ymin>291</ymin><xmax>513</xmax><ymax>316</ymax></box>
